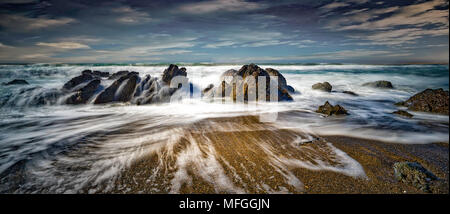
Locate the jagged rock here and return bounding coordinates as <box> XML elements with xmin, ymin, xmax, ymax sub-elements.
<box><xmin>362</xmin><ymin>80</ymin><xmax>393</xmax><ymax>88</ymax></box>
<box><xmin>133</xmin><ymin>74</ymin><xmax>152</xmax><ymax>97</ymax></box>
<box><xmin>312</xmin><ymin>82</ymin><xmax>332</xmax><ymax>92</ymax></box>
<box><xmin>342</xmin><ymin>91</ymin><xmax>358</xmax><ymax>96</ymax></box>
<box><xmin>66</xmin><ymin>79</ymin><xmax>101</xmax><ymax>104</ymax></box>
<box><xmin>62</xmin><ymin>73</ymin><xmax>95</xmax><ymax>91</ymax></box>
<box><xmin>108</xmin><ymin>71</ymin><xmax>131</xmax><ymax>80</ymax></box>
<box><xmin>393</xmin><ymin>162</ymin><xmax>439</xmax><ymax>193</ymax></box>
<box><xmin>2</xmin><ymin>79</ymin><xmax>29</xmax><ymax>85</ymax></box>
<box><xmin>93</xmin><ymin>70</ymin><xmax>110</xmax><ymax>78</ymax></box>
<box><xmin>393</xmin><ymin>110</ymin><xmax>413</xmax><ymax>118</ymax></box>
<box><xmin>395</xmin><ymin>88</ymin><xmax>449</xmax><ymax>115</ymax></box>
<box><xmin>162</xmin><ymin>64</ymin><xmax>187</xmax><ymax>85</ymax></box>
<box><xmin>94</xmin><ymin>73</ymin><xmax>139</xmax><ymax>104</ymax></box>
<box><xmin>316</xmin><ymin>101</ymin><xmax>348</xmax><ymax>116</ymax></box>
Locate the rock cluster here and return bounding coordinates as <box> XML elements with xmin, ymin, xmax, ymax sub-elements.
<box><xmin>396</xmin><ymin>88</ymin><xmax>449</xmax><ymax>115</ymax></box>
<box><xmin>204</xmin><ymin>64</ymin><xmax>295</xmax><ymax>102</ymax></box>
<box><xmin>315</xmin><ymin>101</ymin><xmax>348</xmax><ymax>116</ymax></box>
<box><xmin>393</xmin><ymin>162</ymin><xmax>439</xmax><ymax>193</ymax></box>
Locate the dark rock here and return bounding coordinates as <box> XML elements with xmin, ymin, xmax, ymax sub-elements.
<box><xmin>362</xmin><ymin>80</ymin><xmax>393</xmax><ymax>88</ymax></box>
<box><xmin>2</xmin><ymin>79</ymin><xmax>29</xmax><ymax>85</ymax></box>
<box><xmin>316</xmin><ymin>101</ymin><xmax>348</xmax><ymax>116</ymax></box>
<box><xmin>395</xmin><ymin>88</ymin><xmax>449</xmax><ymax>115</ymax></box>
<box><xmin>202</xmin><ymin>84</ymin><xmax>214</xmax><ymax>95</ymax></box>
<box><xmin>216</xmin><ymin>64</ymin><xmax>293</xmax><ymax>102</ymax></box>
<box><xmin>93</xmin><ymin>70</ymin><xmax>110</xmax><ymax>78</ymax></box>
<box><xmin>108</xmin><ymin>70</ymin><xmax>130</xmax><ymax>80</ymax></box>
<box><xmin>393</xmin><ymin>162</ymin><xmax>438</xmax><ymax>193</ymax></box>
<box><xmin>162</xmin><ymin>64</ymin><xmax>187</xmax><ymax>85</ymax></box>
<box><xmin>342</xmin><ymin>91</ymin><xmax>358</xmax><ymax>96</ymax></box>
<box><xmin>312</xmin><ymin>82</ymin><xmax>332</xmax><ymax>92</ymax></box>
<box><xmin>94</xmin><ymin>73</ymin><xmax>139</xmax><ymax>104</ymax></box>
<box><xmin>63</xmin><ymin>73</ymin><xmax>95</xmax><ymax>91</ymax></box>
<box><xmin>66</xmin><ymin>79</ymin><xmax>101</xmax><ymax>104</ymax></box>
<box><xmin>265</xmin><ymin>68</ymin><xmax>295</xmax><ymax>93</ymax></box>
<box><xmin>393</xmin><ymin>110</ymin><xmax>413</xmax><ymax>118</ymax></box>
<box><xmin>133</xmin><ymin>75</ymin><xmax>152</xmax><ymax>97</ymax></box>
<box><xmin>81</xmin><ymin>69</ymin><xmax>92</xmax><ymax>75</ymax></box>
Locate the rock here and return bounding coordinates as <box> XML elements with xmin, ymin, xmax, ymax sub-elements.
<box><xmin>312</xmin><ymin>82</ymin><xmax>332</xmax><ymax>92</ymax></box>
<box><xmin>202</xmin><ymin>84</ymin><xmax>214</xmax><ymax>95</ymax></box>
<box><xmin>108</xmin><ymin>70</ymin><xmax>131</xmax><ymax>80</ymax></box>
<box><xmin>265</xmin><ymin>68</ymin><xmax>295</xmax><ymax>93</ymax></box>
<box><xmin>362</xmin><ymin>80</ymin><xmax>393</xmax><ymax>88</ymax></box>
<box><xmin>393</xmin><ymin>110</ymin><xmax>413</xmax><ymax>118</ymax></box>
<box><xmin>63</xmin><ymin>73</ymin><xmax>95</xmax><ymax>91</ymax></box>
<box><xmin>395</xmin><ymin>88</ymin><xmax>449</xmax><ymax>115</ymax></box>
<box><xmin>216</xmin><ymin>64</ymin><xmax>293</xmax><ymax>102</ymax></box>
<box><xmin>94</xmin><ymin>73</ymin><xmax>139</xmax><ymax>104</ymax></box>
<box><xmin>2</xmin><ymin>79</ymin><xmax>29</xmax><ymax>85</ymax></box>
<box><xmin>342</xmin><ymin>91</ymin><xmax>358</xmax><ymax>96</ymax></box>
<box><xmin>393</xmin><ymin>162</ymin><xmax>438</xmax><ymax>193</ymax></box>
<box><xmin>66</xmin><ymin>79</ymin><xmax>101</xmax><ymax>104</ymax></box>
<box><xmin>93</xmin><ymin>70</ymin><xmax>110</xmax><ymax>78</ymax></box>
<box><xmin>316</xmin><ymin>101</ymin><xmax>348</xmax><ymax>116</ymax></box>
<box><xmin>162</xmin><ymin>64</ymin><xmax>187</xmax><ymax>85</ymax></box>
<box><xmin>133</xmin><ymin>75</ymin><xmax>152</xmax><ymax>97</ymax></box>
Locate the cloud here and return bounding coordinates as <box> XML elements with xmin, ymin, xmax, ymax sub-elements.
<box><xmin>36</xmin><ymin>42</ymin><xmax>90</xmax><ymax>49</ymax></box>
<box><xmin>203</xmin><ymin>41</ymin><xmax>236</xmax><ymax>48</ymax></box>
<box><xmin>111</xmin><ymin>6</ymin><xmax>152</xmax><ymax>24</ymax></box>
<box><xmin>320</xmin><ymin>2</ymin><xmax>350</xmax><ymax>11</ymax></box>
<box><xmin>178</xmin><ymin>0</ymin><xmax>265</xmax><ymax>14</ymax></box>
<box><xmin>0</xmin><ymin>14</ymin><xmax>75</xmax><ymax>31</ymax></box>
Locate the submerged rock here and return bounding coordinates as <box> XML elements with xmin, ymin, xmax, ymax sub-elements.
<box><xmin>312</xmin><ymin>82</ymin><xmax>332</xmax><ymax>92</ymax></box>
<box><xmin>393</xmin><ymin>162</ymin><xmax>438</xmax><ymax>193</ymax></box>
<box><xmin>395</xmin><ymin>88</ymin><xmax>449</xmax><ymax>115</ymax></box>
<box><xmin>2</xmin><ymin>79</ymin><xmax>29</xmax><ymax>85</ymax></box>
<box><xmin>342</xmin><ymin>91</ymin><xmax>358</xmax><ymax>96</ymax></box>
<box><xmin>316</xmin><ymin>101</ymin><xmax>348</xmax><ymax>116</ymax></box>
<box><xmin>393</xmin><ymin>110</ymin><xmax>413</xmax><ymax>118</ymax></box>
<box><xmin>162</xmin><ymin>64</ymin><xmax>187</xmax><ymax>85</ymax></box>
<box><xmin>362</xmin><ymin>80</ymin><xmax>393</xmax><ymax>88</ymax></box>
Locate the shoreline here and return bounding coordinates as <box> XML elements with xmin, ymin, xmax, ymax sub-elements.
<box><xmin>111</xmin><ymin>115</ymin><xmax>449</xmax><ymax>194</ymax></box>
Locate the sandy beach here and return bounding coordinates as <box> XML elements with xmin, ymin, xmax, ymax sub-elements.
<box><xmin>112</xmin><ymin>115</ymin><xmax>449</xmax><ymax>194</ymax></box>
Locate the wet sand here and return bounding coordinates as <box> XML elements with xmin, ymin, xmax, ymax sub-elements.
<box><xmin>112</xmin><ymin>115</ymin><xmax>449</xmax><ymax>194</ymax></box>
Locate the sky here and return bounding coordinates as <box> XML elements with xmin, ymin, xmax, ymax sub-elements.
<box><xmin>0</xmin><ymin>0</ymin><xmax>448</xmax><ymax>64</ymax></box>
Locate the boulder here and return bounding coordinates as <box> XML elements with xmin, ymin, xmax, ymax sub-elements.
<box><xmin>62</xmin><ymin>73</ymin><xmax>95</xmax><ymax>91</ymax></box>
<box><xmin>2</xmin><ymin>79</ymin><xmax>29</xmax><ymax>85</ymax></box>
<box><xmin>94</xmin><ymin>73</ymin><xmax>139</xmax><ymax>104</ymax></box>
<box><xmin>66</xmin><ymin>79</ymin><xmax>101</xmax><ymax>104</ymax></box>
<box><xmin>265</xmin><ymin>68</ymin><xmax>295</xmax><ymax>93</ymax></box>
<box><xmin>316</xmin><ymin>101</ymin><xmax>348</xmax><ymax>116</ymax></box>
<box><xmin>393</xmin><ymin>162</ymin><xmax>438</xmax><ymax>193</ymax></box>
<box><xmin>216</xmin><ymin>64</ymin><xmax>293</xmax><ymax>102</ymax></box>
<box><xmin>312</xmin><ymin>82</ymin><xmax>332</xmax><ymax>92</ymax></box>
<box><xmin>362</xmin><ymin>80</ymin><xmax>393</xmax><ymax>88</ymax></box>
<box><xmin>393</xmin><ymin>110</ymin><xmax>413</xmax><ymax>118</ymax></box>
<box><xmin>395</xmin><ymin>88</ymin><xmax>449</xmax><ymax>115</ymax></box>
<box><xmin>162</xmin><ymin>64</ymin><xmax>187</xmax><ymax>85</ymax></box>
